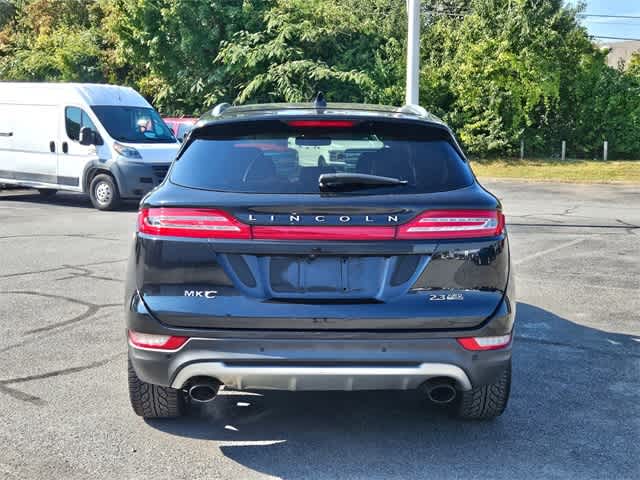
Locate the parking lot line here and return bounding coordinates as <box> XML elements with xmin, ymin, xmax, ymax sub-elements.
<box><xmin>514</xmin><ymin>238</ymin><xmax>588</xmax><ymax>266</ymax></box>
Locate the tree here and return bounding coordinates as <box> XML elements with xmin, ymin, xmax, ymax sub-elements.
<box><xmin>564</xmin><ymin>56</ymin><xmax>640</xmax><ymax>159</ymax></box>
<box><xmin>626</xmin><ymin>52</ymin><xmax>640</xmax><ymax>77</ymax></box>
<box><xmin>420</xmin><ymin>0</ymin><xmax>599</xmax><ymax>156</ymax></box>
<box><xmin>109</xmin><ymin>0</ymin><xmax>271</xmax><ymax>115</ymax></box>
<box><xmin>0</xmin><ymin>1</ymin><xmax>15</xmax><ymax>29</ymax></box>
<box><xmin>1</xmin><ymin>0</ymin><xmax>638</xmax><ymax>157</ymax></box>
<box><xmin>217</xmin><ymin>0</ymin><xmax>406</xmax><ymax>105</ymax></box>
<box><xmin>0</xmin><ymin>0</ymin><xmax>115</xmax><ymax>83</ymax></box>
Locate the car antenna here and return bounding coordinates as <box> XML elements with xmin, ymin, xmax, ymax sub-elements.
<box><xmin>313</xmin><ymin>91</ymin><xmax>327</xmax><ymax>109</ymax></box>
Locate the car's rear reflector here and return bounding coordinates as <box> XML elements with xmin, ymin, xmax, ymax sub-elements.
<box><xmin>396</xmin><ymin>210</ymin><xmax>505</xmax><ymax>239</ymax></box>
<box><xmin>457</xmin><ymin>334</ymin><xmax>511</xmax><ymax>351</ymax></box>
<box><xmin>138</xmin><ymin>208</ymin><xmax>251</xmax><ymax>239</ymax></box>
<box><xmin>252</xmin><ymin>225</ymin><xmax>395</xmax><ymax>241</ymax></box>
<box><xmin>286</xmin><ymin>120</ymin><xmax>355</xmax><ymax>128</ymax></box>
<box><xmin>128</xmin><ymin>330</ymin><xmax>188</xmax><ymax>351</ymax></box>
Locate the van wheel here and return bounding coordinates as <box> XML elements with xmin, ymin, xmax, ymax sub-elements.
<box><xmin>456</xmin><ymin>363</ymin><xmax>511</xmax><ymax>420</ymax></box>
<box><xmin>128</xmin><ymin>358</ymin><xmax>185</xmax><ymax>418</ymax></box>
<box><xmin>37</xmin><ymin>188</ymin><xmax>57</xmax><ymax>197</ymax></box>
<box><xmin>89</xmin><ymin>174</ymin><xmax>121</xmax><ymax>210</ymax></box>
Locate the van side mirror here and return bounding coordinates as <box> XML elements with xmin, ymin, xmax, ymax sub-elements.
<box><xmin>79</xmin><ymin>127</ymin><xmax>95</xmax><ymax>146</ymax></box>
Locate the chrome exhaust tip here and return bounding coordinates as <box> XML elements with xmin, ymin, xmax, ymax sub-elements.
<box><xmin>187</xmin><ymin>378</ymin><xmax>221</xmax><ymax>403</ymax></box>
<box><xmin>421</xmin><ymin>378</ymin><xmax>458</xmax><ymax>404</ymax></box>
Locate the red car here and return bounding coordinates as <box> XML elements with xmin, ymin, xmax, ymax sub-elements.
<box><xmin>163</xmin><ymin>117</ymin><xmax>197</xmax><ymax>142</ymax></box>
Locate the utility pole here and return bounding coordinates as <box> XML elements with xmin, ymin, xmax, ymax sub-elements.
<box><xmin>405</xmin><ymin>0</ymin><xmax>421</xmax><ymax>105</ymax></box>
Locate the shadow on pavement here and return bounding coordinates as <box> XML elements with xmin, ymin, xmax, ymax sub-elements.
<box><xmin>146</xmin><ymin>303</ymin><xmax>639</xmax><ymax>479</ymax></box>
<box><xmin>0</xmin><ymin>189</ymin><xmax>139</xmax><ymax>211</ymax></box>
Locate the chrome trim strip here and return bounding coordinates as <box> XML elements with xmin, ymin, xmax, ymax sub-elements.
<box><xmin>171</xmin><ymin>362</ymin><xmax>472</xmax><ymax>391</ymax></box>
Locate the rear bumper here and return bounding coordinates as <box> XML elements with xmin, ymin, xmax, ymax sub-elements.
<box><xmin>128</xmin><ymin>335</ymin><xmax>512</xmax><ymax>391</ymax></box>
<box><xmin>126</xmin><ymin>281</ymin><xmax>515</xmax><ymax>391</ymax></box>
<box><xmin>170</xmin><ymin>361</ymin><xmax>472</xmax><ymax>391</ymax></box>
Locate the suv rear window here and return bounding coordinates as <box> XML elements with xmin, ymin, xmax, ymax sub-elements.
<box><xmin>170</xmin><ymin>120</ymin><xmax>474</xmax><ymax>194</ymax></box>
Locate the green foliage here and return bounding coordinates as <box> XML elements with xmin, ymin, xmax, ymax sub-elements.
<box><xmin>0</xmin><ymin>0</ymin><xmax>639</xmax><ymax>157</ymax></box>
<box><xmin>416</xmin><ymin>0</ymin><xmax>640</xmax><ymax>158</ymax></box>
<box><xmin>627</xmin><ymin>53</ymin><xmax>640</xmax><ymax>77</ymax></box>
<box><xmin>564</xmin><ymin>57</ymin><xmax>640</xmax><ymax>159</ymax></box>
<box><xmin>421</xmin><ymin>0</ymin><xmax>596</xmax><ymax>156</ymax></box>
<box><xmin>5</xmin><ymin>27</ymin><xmax>103</xmax><ymax>81</ymax></box>
<box><xmin>0</xmin><ymin>0</ymin><xmax>114</xmax><ymax>82</ymax></box>
<box><xmin>217</xmin><ymin>0</ymin><xmax>406</xmax><ymax>105</ymax></box>
<box><xmin>0</xmin><ymin>1</ymin><xmax>16</xmax><ymax>30</ymax></box>
<box><xmin>108</xmin><ymin>0</ymin><xmax>272</xmax><ymax>115</ymax></box>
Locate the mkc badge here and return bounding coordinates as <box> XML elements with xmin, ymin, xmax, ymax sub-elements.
<box><xmin>184</xmin><ymin>290</ymin><xmax>218</xmax><ymax>299</ymax></box>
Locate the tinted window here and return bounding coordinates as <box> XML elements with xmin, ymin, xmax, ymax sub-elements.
<box><xmin>171</xmin><ymin>122</ymin><xmax>474</xmax><ymax>195</ymax></box>
<box><xmin>65</xmin><ymin>107</ymin><xmax>97</xmax><ymax>141</ymax></box>
<box><xmin>91</xmin><ymin>106</ymin><xmax>176</xmax><ymax>144</ymax></box>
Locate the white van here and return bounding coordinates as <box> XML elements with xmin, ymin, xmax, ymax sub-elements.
<box><xmin>0</xmin><ymin>82</ymin><xmax>180</xmax><ymax>210</ymax></box>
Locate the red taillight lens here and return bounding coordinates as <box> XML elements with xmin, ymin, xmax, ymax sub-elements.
<box><xmin>137</xmin><ymin>208</ymin><xmax>504</xmax><ymax>241</ymax></box>
<box><xmin>457</xmin><ymin>334</ymin><xmax>512</xmax><ymax>351</ymax></box>
<box><xmin>286</xmin><ymin>120</ymin><xmax>355</xmax><ymax>128</ymax></box>
<box><xmin>138</xmin><ymin>208</ymin><xmax>251</xmax><ymax>239</ymax></box>
<box><xmin>252</xmin><ymin>225</ymin><xmax>395</xmax><ymax>241</ymax></box>
<box><xmin>396</xmin><ymin>210</ymin><xmax>505</xmax><ymax>240</ymax></box>
<box><xmin>128</xmin><ymin>330</ymin><xmax>189</xmax><ymax>351</ymax></box>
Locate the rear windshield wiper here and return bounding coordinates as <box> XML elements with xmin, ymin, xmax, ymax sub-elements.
<box><xmin>318</xmin><ymin>173</ymin><xmax>408</xmax><ymax>191</ymax></box>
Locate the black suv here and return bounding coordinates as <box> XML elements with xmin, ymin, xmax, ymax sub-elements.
<box><xmin>125</xmin><ymin>100</ymin><xmax>514</xmax><ymax>420</ymax></box>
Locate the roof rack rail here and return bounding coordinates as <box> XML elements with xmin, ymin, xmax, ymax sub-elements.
<box><xmin>398</xmin><ymin>104</ymin><xmax>428</xmax><ymax>117</ymax></box>
<box><xmin>211</xmin><ymin>102</ymin><xmax>231</xmax><ymax>117</ymax></box>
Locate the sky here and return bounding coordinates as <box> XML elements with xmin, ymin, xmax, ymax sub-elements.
<box><xmin>567</xmin><ymin>0</ymin><xmax>640</xmax><ymax>41</ymax></box>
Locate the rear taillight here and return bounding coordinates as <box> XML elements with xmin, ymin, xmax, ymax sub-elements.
<box><xmin>252</xmin><ymin>225</ymin><xmax>395</xmax><ymax>241</ymax></box>
<box><xmin>396</xmin><ymin>210</ymin><xmax>505</xmax><ymax>240</ymax></box>
<box><xmin>457</xmin><ymin>334</ymin><xmax>511</xmax><ymax>351</ymax></box>
<box><xmin>128</xmin><ymin>330</ymin><xmax>189</xmax><ymax>351</ymax></box>
<box><xmin>137</xmin><ymin>208</ymin><xmax>504</xmax><ymax>240</ymax></box>
<box><xmin>138</xmin><ymin>208</ymin><xmax>251</xmax><ymax>239</ymax></box>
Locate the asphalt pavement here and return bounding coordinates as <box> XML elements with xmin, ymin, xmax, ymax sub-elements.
<box><xmin>0</xmin><ymin>180</ymin><xmax>638</xmax><ymax>480</ymax></box>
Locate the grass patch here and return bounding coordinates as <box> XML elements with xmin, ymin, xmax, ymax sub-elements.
<box><xmin>470</xmin><ymin>158</ymin><xmax>640</xmax><ymax>183</ymax></box>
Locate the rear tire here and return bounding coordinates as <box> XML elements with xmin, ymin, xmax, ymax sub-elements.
<box><xmin>37</xmin><ymin>188</ymin><xmax>57</xmax><ymax>197</ymax></box>
<box><xmin>456</xmin><ymin>363</ymin><xmax>511</xmax><ymax>420</ymax></box>
<box><xmin>89</xmin><ymin>173</ymin><xmax>121</xmax><ymax>211</ymax></box>
<box><xmin>128</xmin><ymin>358</ymin><xmax>185</xmax><ymax>418</ymax></box>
